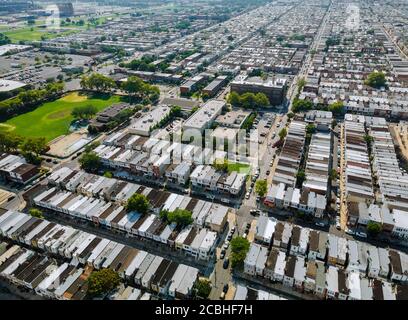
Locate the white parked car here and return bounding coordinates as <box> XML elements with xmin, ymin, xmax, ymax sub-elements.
<box><xmin>356</xmin><ymin>231</ymin><xmax>367</xmax><ymax>238</ymax></box>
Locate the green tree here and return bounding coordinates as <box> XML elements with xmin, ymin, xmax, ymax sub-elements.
<box><xmin>20</xmin><ymin>137</ymin><xmax>48</xmax><ymax>164</ymax></box>
<box><xmin>213</xmin><ymin>158</ymin><xmax>228</xmax><ymax>172</ymax></box>
<box><xmin>72</xmin><ymin>104</ymin><xmax>98</xmax><ymax>120</ymax></box>
<box><xmin>194</xmin><ymin>278</ymin><xmax>212</xmax><ymax>299</ymax></box>
<box><xmin>367</xmin><ymin>221</ymin><xmax>382</xmax><ymax>236</ymax></box>
<box><xmin>230</xmin><ymin>237</ymin><xmax>250</xmax><ymax>268</ymax></box>
<box><xmin>167</xmin><ymin>208</ymin><xmax>193</xmax><ymax>228</ymax></box>
<box><xmin>227</xmin><ymin>91</ymin><xmax>241</xmax><ymax>107</ymax></box>
<box><xmin>0</xmin><ymin>33</ymin><xmax>11</xmax><ymax>45</ymax></box>
<box><xmin>126</xmin><ymin>193</ymin><xmax>150</xmax><ymax>214</ymax></box>
<box><xmin>254</xmin><ymin>93</ymin><xmax>269</xmax><ymax>107</ymax></box>
<box><xmin>328</xmin><ymin>101</ymin><xmax>344</xmax><ymax>115</ymax></box>
<box><xmin>278</xmin><ymin>128</ymin><xmax>287</xmax><ymax>140</ymax></box>
<box><xmin>297</xmin><ymin>77</ymin><xmax>306</xmax><ymax>91</ymax></box>
<box><xmin>255</xmin><ymin>179</ymin><xmax>267</xmax><ymax>197</ymax></box>
<box><xmin>81</xmin><ymin>73</ymin><xmax>116</xmax><ymax>92</ymax></box>
<box><xmin>0</xmin><ymin>132</ymin><xmax>22</xmax><ymax>153</ymax></box>
<box><xmin>29</xmin><ymin>208</ymin><xmax>44</xmax><ymax>219</ymax></box>
<box><xmin>170</xmin><ymin>105</ymin><xmax>182</xmax><ymax>118</ymax></box>
<box><xmin>364</xmin><ymin>134</ymin><xmax>374</xmax><ymax>145</ymax></box>
<box><xmin>365</xmin><ymin>71</ymin><xmax>386</xmax><ymax>88</ymax></box>
<box><xmin>121</xmin><ymin>76</ymin><xmax>144</xmax><ymax>97</ymax></box>
<box><xmin>306</xmin><ymin>124</ymin><xmax>316</xmax><ymax>134</ymax></box>
<box><xmin>87</xmin><ymin>269</ymin><xmax>121</xmax><ymax>298</ymax></box>
<box><xmin>79</xmin><ymin>152</ymin><xmax>101</xmax><ymax>173</ymax></box>
<box><xmin>240</xmin><ymin>92</ymin><xmax>256</xmax><ymax>109</ymax></box>
<box><xmin>329</xmin><ymin>169</ymin><xmax>338</xmax><ymax>180</ymax></box>
<box><xmin>103</xmin><ymin>171</ymin><xmax>113</xmax><ymax>178</ymax></box>
<box><xmin>292</xmin><ymin>98</ymin><xmax>313</xmax><ymax>112</ymax></box>
<box><xmin>296</xmin><ymin>170</ymin><xmax>306</xmax><ymax>185</ymax></box>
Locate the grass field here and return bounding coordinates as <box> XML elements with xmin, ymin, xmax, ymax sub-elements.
<box><xmin>1</xmin><ymin>92</ymin><xmax>121</xmax><ymax>142</ymax></box>
<box><xmin>228</xmin><ymin>162</ymin><xmax>251</xmax><ymax>174</ymax></box>
<box><xmin>3</xmin><ymin>27</ymin><xmax>79</xmax><ymax>42</ymax></box>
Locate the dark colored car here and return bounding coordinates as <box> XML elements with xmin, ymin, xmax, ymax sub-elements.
<box><xmin>223</xmin><ymin>258</ymin><xmax>229</xmax><ymax>269</ymax></box>
<box><xmin>223</xmin><ymin>284</ymin><xmax>229</xmax><ymax>293</ymax></box>
<box><xmin>220</xmin><ymin>249</ymin><xmax>226</xmax><ymax>259</ymax></box>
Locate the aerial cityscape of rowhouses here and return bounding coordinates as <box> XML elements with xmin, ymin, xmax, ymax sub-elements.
<box><xmin>1</xmin><ymin>0</ymin><xmax>408</xmax><ymax>302</ymax></box>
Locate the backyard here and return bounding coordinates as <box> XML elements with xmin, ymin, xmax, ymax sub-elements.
<box><xmin>0</xmin><ymin>92</ymin><xmax>121</xmax><ymax>142</ymax></box>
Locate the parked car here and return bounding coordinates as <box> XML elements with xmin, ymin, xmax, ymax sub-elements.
<box><xmin>315</xmin><ymin>221</ymin><xmax>326</xmax><ymax>227</ymax></box>
<box><xmin>220</xmin><ymin>292</ymin><xmax>226</xmax><ymax>300</ymax></box>
<box><xmin>266</xmin><ymin>170</ymin><xmax>270</xmax><ymax>175</ymax></box>
<box><xmin>220</xmin><ymin>249</ymin><xmax>226</xmax><ymax>259</ymax></box>
<box><xmin>243</xmin><ymin>232</ymin><xmax>248</xmax><ymax>239</ymax></box>
<box><xmin>223</xmin><ymin>258</ymin><xmax>230</xmax><ymax>269</ymax></box>
<box><xmin>356</xmin><ymin>231</ymin><xmax>367</xmax><ymax>238</ymax></box>
<box><xmin>246</xmin><ymin>223</ymin><xmax>251</xmax><ymax>230</ymax></box>
<box><xmin>230</xmin><ymin>226</ymin><xmax>236</xmax><ymax>234</ymax></box>
<box><xmin>227</xmin><ymin>234</ymin><xmax>232</xmax><ymax>241</ymax></box>
<box><xmin>345</xmin><ymin>227</ymin><xmax>355</xmax><ymax>235</ymax></box>
<box><xmin>223</xmin><ymin>241</ymin><xmax>229</xmax><ymax>250</ymax></box>
<box><xmin>223</xmin><ymin>284</ymin><xmax>229</xmax><ymax>293</ymax></box>
<box><xmin>245</xmin><ymin>192</ymin><xmax>250</xmax><ymax>199</ymax></box>
<box><xmin>335</xmin><ymin>216</ymin><xmax>341</xmax><ymax>229</ymax></box>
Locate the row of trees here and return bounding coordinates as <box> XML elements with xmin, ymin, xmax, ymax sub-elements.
<box><xmin>121</xmin><ymin>55</ymin><xmax>169</xmax><ymax>73</ymax></box>
<box><xmin>120</xmin><ymin>76</ymin><xmax>160</xmax><ymax>104</ymax></box>
<box><xmin>227</xmin><ymin>91</ymin><xmax>270</xmax><ymax>109</ymax></box>
<box><xmin>80</xmin><ymin>73</ymin><xmax>116</xmax><ymax>92</ymax></box>
<box><xmin>80</xmin><ymin>74</ymin><xmax>160</xmax><ymax>104</ymax></box>
<box><xmin>0</xmin><ymin>82</ymin><xmax>64</xmax><ymax>121</ymax></box>
<box><xmin>291</xmin><ymin>98</ymin><xmax>345</xmax><ymax>116</ymax></box>
<box><xmin>0</xmin><ymin>131</ymin><xmax>48</xmax><ymax>164</ymax></box>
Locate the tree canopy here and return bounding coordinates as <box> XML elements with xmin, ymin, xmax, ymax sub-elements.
<box><xmin>230</xmin><ymin>236</ymin><xmax>250</xmax><ymax>268</ymax></box>
<box><xmin>71</xmin><ymin>104</ymin><xmax>98</xmax><ymax>120</ymax></box>
<box><xmin>278</xmin><ymin>128</ymin><xmax>287</xmax><ymax>140</ymax></box>
<box><xmin>78</xmin><ymin>151</ymin><xmax>101</xmax><ymax>173</ymax></box>
<box><xmin>367</xmin><ymin>221</ymin><xmax>382</xmax><ymax>236</ymax></box>
<box><xmin>29</xmin><ymin>208</ymin><xmax>44</xmax><ymax>219</ymax></box>
<box><xmin>194</xmin><ymin>278</ymin><xmax>212</xmax><ymax>299</ymax></box>
<box><xmin>227</xmin><ymin>91</ymin><xmax>270</xmax><ymax>109</ymax></box>
<box><xmin>121</xmin><ymin>76</ymin><xmax>160</xmax><ymax>103</ymax></box>
<box><xmin>80</xmin><ymin>73</ymin><xmax>116</xmax><ymax>92</ymax></box>
<box><xmin>160</xmin><ymin>208</ymin><xmax>193</xmax><ymax>228</ymax></box>
<box><xmin>292</xmin><ymin>98</ymin><xmax>314</xmax><ymax>113</ymax></box>
<box><xmin>328</xmin><ymin>101</ymin><xmax>344</xmax><ymax>115</ymax></box>
<box><xmin>126</xmin><ymin>193</ymin><xmax>150</xmax><ymax>214</ymax></box>
<box><xmin>87</xmin><ymin>268</ymin><xmax>121</xmax><ymax>298</ymax></box>
<box><xmin>20</xmin><ymin>137</ymin><xmax>48</xmax><ymax>164</ymax></box>
<box><xmin>365</xmin><ymin>71</ymin><xmax>386</xmax><ymax>89</ymax></box>
<box><xmin>255</xmin><ymin>179</ymin><xmax>267</xmax><ymax>197</ymax></box>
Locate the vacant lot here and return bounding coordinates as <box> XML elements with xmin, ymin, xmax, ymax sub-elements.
<box><xmin>2</xmin><ymin>92</ymin><xmax>121</xmax><ymax>142</ymax></box>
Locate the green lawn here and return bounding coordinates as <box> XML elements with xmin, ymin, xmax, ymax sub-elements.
<box><xmin>1</xmin><ymin>92</ymin><xmax>121</xmax><ymax>142</ymax></box>
<box><xmin>4</xmin><ymin>27</ymin><xmax>79</xmax><ymax>42</ymax></box>
<box><xmin>228</xmin><ymin>162</ymin><xmax>251</xmax><ymax>174</ymax></box>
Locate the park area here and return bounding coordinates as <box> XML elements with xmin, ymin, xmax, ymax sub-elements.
<box><xmin>2</xmin><ymin>27</ymin><xmax>79</xmax><ymax>42</ymax></box>
<box><xmin>0</xmin><ymin>92</ymin><xmax>121</xmax><ymax>142</ymax></box>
